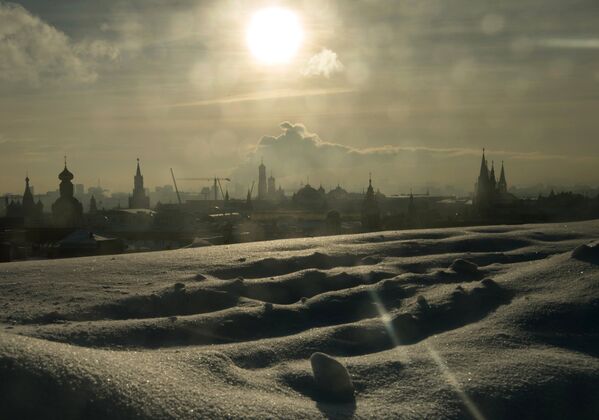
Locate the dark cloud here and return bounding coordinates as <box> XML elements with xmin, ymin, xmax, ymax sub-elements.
<box><xmin>0</xmin><ymin>2</ymin><xmax>118</xmax><ymax>87</ymax></box>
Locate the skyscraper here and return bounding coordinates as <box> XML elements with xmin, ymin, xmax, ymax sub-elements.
<box><xmin>258</xmin><ymin>159</ymin><xmax>267</xmax><ymax>201</ymax></box>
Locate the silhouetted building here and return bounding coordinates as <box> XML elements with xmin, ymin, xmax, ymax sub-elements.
<box><xmin>89</xmin><ymin>195</ymin><xmax>98</xmax><ymax>214</ymax></box>
<box><xmin>268</xmin><ymin>172</ymin><xmax>276</xmax><ymax>198</ymax></box>
<box><xmin>23</xmin><ymin>176</ymin><xmax>43</xmax><ymax>226</ymax></box>
<box><xmin>5</xmin><ymin>197</ymin><xmax>20</xmax><ymax>218</ymax></box>
<box><xmin>328</xmin><ymin>184</ymin><xmax>349</xmax><ymax>201</ymax></box>
<box><xmin>361</xmin><ymin>175</ymin><xmax>381</xmax><ymax>231</ymax></box>
<box><xmin>293</xmin><ymin>183</ymin><xmax>326</xmax><ymax>209</ymax></box>
<box><xmin>129</xmin><ymin>159</ymin><xmax>150</xmax><ymax>209</ymax></box>
<box><xmin>4</xmin><ymin>176</ymin><xmax>43</xmax><ymax>226</ymax></box>
<box><xmin>498</xmin><ymin>161</ymin><xmax>508</xmax><ymax>194</ymax></box>
<box><xmin>473</xmin><ymin>150</ymin><xmax>517</xmax><ymax>213</ymax></box>
<box><xmin>258</xmin><ymin>160</ymin><xmax>267</xmax><ymax>200</ymax></box>
<box><xmin>52</xmin><ymin>159</ymin><xmax>83</xmax><ymax>228</ymax></box>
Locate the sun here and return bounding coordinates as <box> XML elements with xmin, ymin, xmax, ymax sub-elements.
<box><xmin>246</xmin><ymin>7</ymin><xmax>304</xmax><ymax>65</ymax></box>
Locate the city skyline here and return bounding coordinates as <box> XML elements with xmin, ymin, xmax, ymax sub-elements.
<box><xmin>2</xmin><ymin>149</ymin><xmax>598</xmax><ymax>201</ymax></box>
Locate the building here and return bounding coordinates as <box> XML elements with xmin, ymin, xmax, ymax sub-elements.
<box><xmin>89</xmin><ymin>195</ymin><xmax>98</xmax><ymax>214</ymax></box>
<box><xmin>292</xmin><ymin>182</ymin><xmax>326</xmax><ymax>209</ymax></box>
<box><xmin>361</xmin><ymin>174</ymin><xmax>381</xmax><ymax>231</ymax></box>
<box><xmin>128</xmin><ymin>158</ymin><xmax>150</xmax><ymax>209</ymax></box>
<box><xmin>51</xmin><ymin>159</ymin><xmax>84</xmax><ymax>228</ymax></box>
<box><xmin>267</xmin><ymin>172</ymin><xmax>276</xmax><ymax>199</ymax></box>
<box><xmin>4</xmin><ymin>175</ymin><xmax>44</xmax><ymax>226</ymax></box>
<box><xmin>328</xmin><ymin>184</ymin><xmax>349</xmax><ymax>201</ymax></box>
<box><xmin>258</xmin><ymin>160</ymin><xmax>267</xmax><ymax>200</ymax></box>
<box><xmin>473</xmin><ymin>150</ymin><xmax>516</xmax><ymax>213</ymax></box>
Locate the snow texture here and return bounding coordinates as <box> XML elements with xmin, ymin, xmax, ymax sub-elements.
<box><xmin>1</xmin><ymin>220</ymin><xmax>599</xmax><ymax>419</ymax></box>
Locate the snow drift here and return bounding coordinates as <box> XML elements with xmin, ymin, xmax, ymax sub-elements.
<box><xmin>1</xmin><ymin>220</ymin><xmax>598</xmax><ymax>419</ymax></box>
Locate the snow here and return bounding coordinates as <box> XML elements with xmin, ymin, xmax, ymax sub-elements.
<box><xmin>1</xmin><ymin>220</ymin><xmax>599</xmax><ymax>418</ymax></box>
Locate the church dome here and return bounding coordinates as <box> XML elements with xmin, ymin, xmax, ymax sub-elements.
<box><xmin>59</xmin><ymin>165</ymin><xmax>74</xmax><ymax>181</ymax></box>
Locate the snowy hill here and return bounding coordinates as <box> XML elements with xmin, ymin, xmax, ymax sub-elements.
<box><xmin>1</xmin><ymin>220</ymin><xmax>599</xmax><ymax>419</ymax></box>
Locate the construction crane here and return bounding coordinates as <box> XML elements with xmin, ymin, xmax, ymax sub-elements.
<box><xmin>178</xmin><ymin>177</ymin><xmax>231</xmax><ymax>201</ymax></box>
<box><xmin>170</xmin><ymin>168</ymin><xmax>182</xmax><ymax>205</ymax></box>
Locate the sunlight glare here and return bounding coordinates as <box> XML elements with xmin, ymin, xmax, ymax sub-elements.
<box><xmin>246</xmin><ymin>7</ymin><xmax>304</xmax><ymax>65</ymax></box>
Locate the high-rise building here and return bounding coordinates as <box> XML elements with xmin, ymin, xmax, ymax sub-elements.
<box><xmin>129</xmin><ymin>158</ymin><xmax>150</xmax><ymax>209</ymax></box>
<box><xmin>258</xmin><ymin>160</ymin><xmax>267</xmax><ymax>200</ymax></box>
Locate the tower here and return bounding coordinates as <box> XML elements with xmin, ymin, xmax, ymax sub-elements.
<box><xmin>22</xmin><ymin>175</ymin><xmax>43</xmax><ymax>225</ymax></box>
<box><xmin>361</xmin><ymin>173</ymin><xmax>381</xmax><ymax>231</ymax></box>
<box><xmin>52</xmin><ymin>157</ymin><xmax>83</xmax><ymax>227</ymax></box>
<box><xmin>498</xmin><ymin>161</ymin><xmax>508</xmax><ymax>194</ymax></box>
<box><xmin>129</xmin><ymin>158</ymin><xmax>150</xmax><ymax>209</ymax></box>
<box><xmin>22</xmin><ymin>175</ymin><xmax>35</xmax><ymax>218</ymax></box>
<box><xmin>267</xmin><ymin>171</ymin><xmax>276</xmax><ymax>199</ymax></box>
<box><xmin>489</xmin><ymin>161</ymin><xmax>497</xmax><ymax>192</ymax></box>
<box><xmin>258</xmin><ymin>159</ymin><xmax>267</xmax><ymax>200</ymax></box>
<box><xmin>474</xmin><ymin>149</ymin><xmax>492</xmax><ymax>210</ymax></box>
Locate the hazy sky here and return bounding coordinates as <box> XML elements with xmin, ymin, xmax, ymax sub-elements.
<box><xmin>2</xmin><ymin>0</ymin><xmax>599</xmax><ymax>197</ymax></box>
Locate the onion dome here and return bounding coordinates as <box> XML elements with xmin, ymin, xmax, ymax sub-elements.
<box><xmin>59</xmin><ymin>165</ymin><xmax>74</xmax><ymax>182</ymax></box>
<box><xmin>59</xmin><ymin>156</ymin><xmax>74</xmax><ymax>181</ymax></box>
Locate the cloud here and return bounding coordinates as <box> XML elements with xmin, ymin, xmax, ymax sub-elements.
<box><xmin>230</xmin><ymin>122</ymin><xmax>599</xmax><ymax>194</ymax></box>
<box><xmin>167</xmin><ymin>87</ymin><xmax>354</xmax><ymax>109</ymax></box>
<box><xmin>535</xmin><ymin>38</ymin><xmax>599</xmax><ymax>50</ymax></box>
<box><xmin>0</xmin><ymin>2</ymin><xmax>118</xmax><ymax>87</ymax></box>
<box><xmin>302</xmin><ymin>49</ymin><xmax>345</xmax><ymax>78</ymax></box>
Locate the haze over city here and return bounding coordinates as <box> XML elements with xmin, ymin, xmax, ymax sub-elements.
<box><xmin>2</xmin><ymin>1</ymin><xmax>599</xmax><ymax>419</ymax></box>
<box><xmin>2</xmin><ymin>0</ymin><xmax>599</xmax><ymax>195</ymax></box>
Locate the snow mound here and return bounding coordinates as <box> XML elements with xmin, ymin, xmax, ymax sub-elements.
<box><xmin>1</xmin><ymin>220</ymin><xmax>599</xmax><ymax>418</ymax></box>
<box><xmin>572</xmin><ymin>241</ymin><xmax>599</xmax><ymax>263</ymax></box>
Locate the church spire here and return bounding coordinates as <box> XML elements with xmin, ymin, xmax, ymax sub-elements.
<box><xmin>130</xmin><ymin>157</ymin><xmax>149</xmax><ymax>209</ymax></box>
<box><xmin>362</xmin><ymin>172</ymin><xmax>380</xmax><ymax>231</ymax></box>
<box><xmin>22</xmin><ymin>173</ymin><xmax>34</xmax><ymax>209</ymax></box>
<box><xmin>489</xmin><ymin>161</ymin><xmax>497</xmax><ymax>190</ymax></box>
<box><xmin>498</xmin><ymin>160</ymin><xmax>508</xmax><ymax>193</ymax></box>
<box><xmin>478</xmin><ymin>149</ymin><xmax>489</xmax><ymax>179</ymax></box>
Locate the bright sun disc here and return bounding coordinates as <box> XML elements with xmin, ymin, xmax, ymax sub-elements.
<box><xmin>246</xmin><ymin>7</ymin><xmax>303</xmax><ymax>65</ymax></box>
